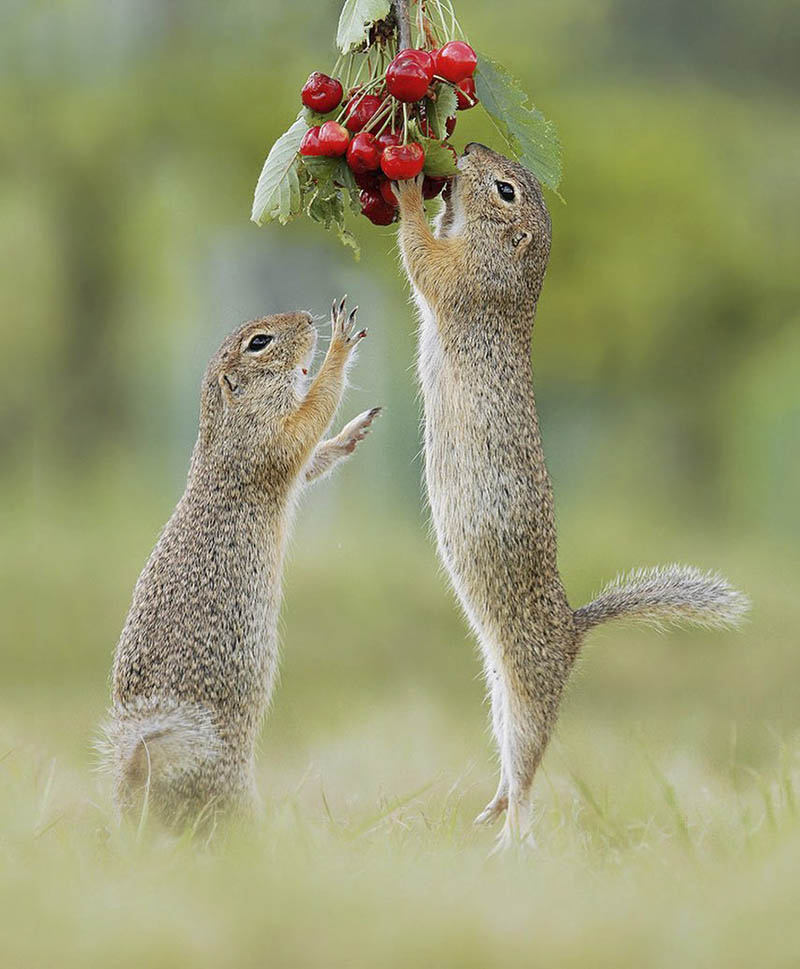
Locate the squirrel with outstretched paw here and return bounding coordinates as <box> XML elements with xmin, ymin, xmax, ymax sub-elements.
<box><xmin>101</xmin><ymin>299</ymin><xmax>379</xmax><ymax>829</ymax></box>
<box><xmin>394</xmin><ymin>144</ymin><xmax>749</xmax><ymax>848</ymax></box>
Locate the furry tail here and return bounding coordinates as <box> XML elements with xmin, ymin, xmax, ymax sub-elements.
<box><xmin>97</xmin><ymin>697</ymin><xmax>222</xmax><ymax>795</ymax></box>
<box><xmin>573</xmin><ymin>564</ymin><xmax>749</xmax><ymax>635</ymax></box>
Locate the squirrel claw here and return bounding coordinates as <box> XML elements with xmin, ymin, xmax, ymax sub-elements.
<box><xmin>337</xmin><ymin>407</ymin><xmax>382</xmax><ymax>454</ymax></box>
<box><xmin>393</xmin><ymin>176</ymin><xmax>424</xmax><ymax>210</ymax></box>
<box><xmin>474</xmin><ymin>795</ymin><xmax>508</xmax><ymax>826</ymax></box>
<box><xmin>329</xmin><ymin>297</ymin><xmax>366</xmax><ymax>350</ymax></box>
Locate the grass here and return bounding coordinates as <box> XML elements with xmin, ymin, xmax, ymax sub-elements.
<box><xmin>2</xmin><ymin>471</ymin><xmax>799</xmax><ymax>967</ymax></box>
<box><xmin>2</xmin><ymin>715</ymin><xmax>799</xmax><ymax>968</ymax></box>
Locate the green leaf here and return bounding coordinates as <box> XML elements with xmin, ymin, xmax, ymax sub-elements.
<box><xmin>301</xmin><ymin>106</ymin><xmax>342</xmax><ymax>126</ymax></box>
<box><xmin>336</xmin><ymin>0</ymin><xmax>391</xmax><ymax>54</ymax></box>
<box><xmin>305</xmin><ymin>182</ymin><xmax>361</xmax><ymax>259</ymax></box>
<box><xmin>334</xmin><ymin>223</ymin><xmax>360</xmax><ymax>256</ymax></box>
<box><xmin>420</xmin><ymin>138</ymin><xmax>459</xmax><ymax>177</ymax></box>
<box><xmin>308</xmin><ymin>189</ymin><xmax>343</xmax><ymax>225</ymax></box>
<box><xmin>423</xmin><ymin>86</ymin><xmax>458</xmax><ymax>141</ymax></box>
<box><xmin>302</xmin><ymin>156</ymin><xmax>357</xmax><ymax>194</ymax></box>
<box><xmin>335</xmin><ymin>162</ymin><xmax>358</xmax><ymax>195</ymax></box>
<box><xmin>474</xmin><ymin>54</ymin><xmax>563</xmax><ymax>196</ymax></box>
<box><xmin>406</xmin><ymin>121</ymin><xmax>459</xmax><ymax>178</ymax></box>
<box><xmin>251</xmin><ymin>118</ymin><xmax>307</xmax><ymax>226</ymax></box>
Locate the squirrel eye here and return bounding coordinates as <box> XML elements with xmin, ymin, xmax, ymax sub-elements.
<box><xmin>495</xmin><ymin>180</ymin><xmax>515</xmax><ymax>202</ymax></box>
<box><xmin>246</xmin><ymin>333</ymin><xmax>273</xmax><ymax>352</ymax></box>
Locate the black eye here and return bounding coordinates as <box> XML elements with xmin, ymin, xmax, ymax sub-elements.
<box><xmin>496</xmin><ymin>180</ymin><xmax>515</xmax><ymax>202</ymax></box>
<box><xmin>247</xmin><ymin>333</ymin><xmax>273</xmax><ymax>352</ymax></box>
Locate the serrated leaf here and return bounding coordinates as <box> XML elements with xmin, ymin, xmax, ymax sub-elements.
<box><xmin>305</xmin><ymin>182</ymin><xmax>361</xmax><ymax>259</ymax></box>
<box><xmin>308</xmin><ymin>189</ymin><xmax>343</xmax><ymax>225</ymax></box>
<box><xmin>423</xmin><ymin>86</ymin><xmax>458</xmax><ymax>140</ymax></box>
<box><xmin>301</xmin><ymin>106</ymin><xmax>342</xmax><ymax>126</ymax></box>
<box><xmin>336</xmin><ymin>0</ymin><xmax>391</xmax><ymax>54</ymax></box>
<box><xmin>251</xmin><ymin>118</ymin><xmax>308</xmax><ymax>225</ymax></box>
<box><xmin>279</xmin><ymin>160</ymin><xmax>302</xmax><ymax>221</ymax></box>
<box><xmin>302</xmin><ymin>156</ymin><xmax>357</xmax><ymax>194</ymax></box>
<box><xmin>345</xmin><ymin>184</ymin><xmax>363</xmax><ymax>217</ymax></box>
<box><xmin>419</xmin><ymin>138</ymin><xmax>459</xmax><ymax>177</ymax></box>
<box><xmin>335</xmin><ymin>162</ymin><xmax>358</xmax><ymax>195</ymax></box>
<box><xmin>334</xmin><ymin>223</ymin><xmax>360</xmax><ymax>256</ymax></box>
<box><xmin>474</xmin><ymin>54</ymin><xmax>563</xmax><ymax>195</ymax></box>
<box><xmin>407</xmin><ymin>121</ymin><xmax>458</xmax><ymax>176</ymax></box>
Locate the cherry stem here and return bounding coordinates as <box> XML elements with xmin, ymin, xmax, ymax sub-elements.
<box><xmin>334</xmin><ymin>74</ymin><xmax>384</xmax><ymax>124</ymax></box>
<box><xmin>433</xmin><ymin>75</ymin><xmax>477</xmax><ymax>106</ymax></box>
<box><xmin>364</xmin><ymin>99</ymin><xmax>395</xmax><ymax>134</ymax></box>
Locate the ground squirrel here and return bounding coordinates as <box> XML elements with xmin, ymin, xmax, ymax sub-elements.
<box><xmin>394</xmin><ymin>144</ymin><xmax>748</xmax><ymax>847</ymax></box>
<box><xmin>101</xmin><ymin>299</ymin><xmax>379</xmax><ymax>828</ymax></box>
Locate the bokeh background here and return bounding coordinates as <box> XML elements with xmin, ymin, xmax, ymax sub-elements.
<box><xmin>2</xmin><ymin>1</ymin><xmax>799</xmax><ymax>966</ymax></box>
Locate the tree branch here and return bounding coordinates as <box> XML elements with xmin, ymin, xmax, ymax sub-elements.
<box><xmin>394</xmin><ymin>0</ymin><xmax>412</xmax><ymax>51</ymax></box>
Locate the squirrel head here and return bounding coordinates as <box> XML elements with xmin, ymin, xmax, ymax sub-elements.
<box><xmin>437</xmin><ymin>143</ymin><xmax>552</xmax><ymax>305</ymax></box>
<box><xmin>197</xmin><ymin>312</ymin><xmax>316</xmax><ymax>456</ymax></box>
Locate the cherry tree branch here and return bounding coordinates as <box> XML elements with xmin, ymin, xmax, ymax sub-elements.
<box><xmin>394</xmin><ymin>0</ymin><xmax>412</xmax><ymax>51</ymax></box>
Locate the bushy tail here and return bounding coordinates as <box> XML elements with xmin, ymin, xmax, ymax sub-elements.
<box><xmin>574</xmin><ymin>564</ymin><xmax>749</xmax><ymax>635</ymax></box>
<box><xmin>97</xmin><ymin>697</ymin><xmax>222</xmax><ymax>795</ymax></box>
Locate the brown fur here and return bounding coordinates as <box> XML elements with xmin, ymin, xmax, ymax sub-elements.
<box><xmin>100</xmin><ymin>301</ymin><xmax>380</xmax><ymax>829</ymax></box>
<box><xmin>395</xmin><ymin>145</ymin><xmax>748</xmax><ymax>847</ymax></box>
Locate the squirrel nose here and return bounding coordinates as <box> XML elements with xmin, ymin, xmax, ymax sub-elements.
<box><xmin>464</xmin><ymin>142</ymin><xmax>489</xmax><ymax>155</ymax></box>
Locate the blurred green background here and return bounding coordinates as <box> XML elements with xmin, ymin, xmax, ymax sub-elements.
<box><xmin>1</xmin><ymin>1</ymin><xmax>799</xmax><ymax>966</ymax></box>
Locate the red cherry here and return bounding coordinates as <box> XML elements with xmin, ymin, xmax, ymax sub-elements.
<box><xmin>343</xmin><ymin>94</ymin><xmax>383</xmax><ymax>132</ymax></box>
<box><xmin>316</xmin><ymin>121</ymin><xmax>350</xmax><ymax>157</ymax></box>
<box><xmin>445</xmin><ymin>115</ymin><xmax>457</xmax><ymax>137</ymax></box>
<box><xmin>386</xmin><ymin>49</ymin><xmax>435</xmax><ymax>102</ymax></box>
<box><xmin>379</xmin><ymin>179</ymin><xmax>398</xmax><ymax>207</ymax></box>
<box><xmin>360</xmin><ymin>189</ymin><xmax>396</xmax><ymax>225</ymax></box>
<box><xmin>422</xmin><ymin>176</ymin><xmax>447</xmax><ymax>199</ymax></box>
<box><xmin>376</xmin><ymin>129</ymin><xmax>402</xmax><ymax>153</ymax></box>
<box><xmin>455</xmin><ymin>76</ymin><xmax>478</xmax><ymax>110</ymax></box>
<box><xmin>381</xmin><ymin>142</ymin><xmax>425</xmax><ymax>180</ymax></box>
<box><xmin>434</xmin><ymin>42</ymin><xmax>477</xmax><ymax>83</ymax></box>
<box><xmin>299</xmin><ymin>126</ymin><xmax>324</xmax><ymax>156</ymax></box>
<box><xmin>346</xmin><ymin>131</ymin><xmax>381</xmax><ymax>173</ymax></box>
<box><xmin>301</xmin><ymin>72</ymin><xmax>343</xmax><ymax>114</ymax></box>
<box><xmin>354</xmin><ymin>171</ymin><xmax>381</xmax><ymax>191</ymax></box>
<box><xmin>404</xmin><ymin>48</ymin><xmax>436</xmax><ymax>77</ymax></box>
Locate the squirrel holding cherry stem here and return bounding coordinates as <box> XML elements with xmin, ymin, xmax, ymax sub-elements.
<box><xmin>393</xmin><ymin>144</ymin><xmax>749</xmax><ymax>847</ymax></box>
<box><xmin>101</xmin><ymin>300</ymin><xmax>379</xmax><ymax>828</ymax></box>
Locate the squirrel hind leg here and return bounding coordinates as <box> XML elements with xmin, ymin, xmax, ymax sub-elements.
<box><xmin>475</xmin><ymin>671</ymin><xmax>510</xmax><ymax>826</ymax></box>
<box><xmin>490</xmin><ymin>685</ymin><xmax>553</xmax><ymax>849</ymax></box>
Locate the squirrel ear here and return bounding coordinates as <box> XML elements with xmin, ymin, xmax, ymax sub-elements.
<box><xmin>511</xmin><ymin>229</ymin><xmax>533</xmax><ymax>253</ymax></box>
<box><xmin>218</xmin><ymin>371</ymin><xmax>243</xmax><ymax>402</ymax></box>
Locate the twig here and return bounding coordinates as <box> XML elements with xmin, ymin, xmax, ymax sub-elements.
<box><xmin>394</xmin><ymin>0</ymin><xmax>412</xmax><ymax>50</ymax></box>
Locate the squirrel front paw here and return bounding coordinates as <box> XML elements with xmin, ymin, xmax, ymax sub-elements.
<box><xmin>336</xmin><ymin>407</ymin><xmax>382</xmax><ymax>454</ymax></box>
<box><xmin>330</xmin><ymin>296</ymin><xmax>367</xmax><ymax>355</ymax></box>
<box><xmin>393</xmin><ymin>176</ymin><xmax>425</xmax><ymax>214</ymax></box>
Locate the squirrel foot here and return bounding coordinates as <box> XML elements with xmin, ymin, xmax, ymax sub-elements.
<box><xmin>488</xmin><ymin>797</ymin><xmax>537</xmax><ymax>855</ymax></box>
<box><xmin>473</xmin><ymin>793</ymin><xmax>508</xmax><ymax>826</ymax></box>
<box><xmin>490</xmin><ymin>822</ymin><xmax>537</xmax><ymax>857</ymax></box>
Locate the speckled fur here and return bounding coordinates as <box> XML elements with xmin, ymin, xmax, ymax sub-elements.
<box><xmin>100</xmin><ymin>301</ymin><xmax>379</xmax><ymax>829</ymax></box>
<box><xmin>395</xmin><ymin>145</ymin><xmax>748</xmax><ymax>847</ymax></box>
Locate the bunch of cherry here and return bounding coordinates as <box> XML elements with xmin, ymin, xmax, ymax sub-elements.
<box><xmin>298</xmin><ymin>41</ymin><xmax>478</xmax><ymax>225</ymax></box>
